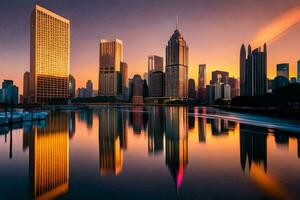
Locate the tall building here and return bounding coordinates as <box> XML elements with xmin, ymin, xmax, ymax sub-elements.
<box><xmin>0</xmin><ymin>80</ymin><xmax>19</xmax><ymax>104</ymax></box>
<box><xmin>297</xmin><ymin>60</ymin><xmax>300</xmax><ymax>83</ymax></box>
<box><xmin>68</xmin><ymin>75</ymin><xmax>76</xmax><ymax>98</ymax></box>
<box><xmin>166</xmin><ymin>26</ymin><xmax>189</xmax><ymax>99</ymax></box>
<box><xmin>188</xmin><ymin>79</ymin><xmax>196</xmax><ymax>99</ymax></box>
<box><xmin>148</xmin><ymin>55</ymin><xmax>164</xmax><ymax>97</ymax></box>
<box><xmin>277</xmin><ymin>63</ymin><xmax>289</xmax><ymax>79</ymax></box>
<box><xmin>149</xmin><ymin>71</ymin><xmax>165</xmax><ymax>97</ymax></box>
<box><xmin>23</xmin><ymin>71</ymin><xmax>31</xmax><ymax>103</ymax></box>
<box><xmin>197</xmin><ymin>64</ymin><xmax>206</xmax><ymax>102</ymax></box>
<box><xmin>245</xmin><ymin>44</ymin><xmax>267</xmax><ymax>96</ymax></box>
<box><xmin>30</xmin><ymin>5</ymin><xmax>70</xmax><ymax>103</ymax></box>
<box><xmin>99</xmin><ymin>39</ymin><xmax>123</xmax><ymax>96</ymax></box>
<box><xmin>86</xmin><ymin>80</ymin><xmax>93</xmax><ymax>98</ymax></box>
<box><xmin>120</xmin><ymin>62</ymin><xmax>128</xmax><ymax>99</ymax></box>
<box><xmin>148</xmin><ymin>55</ymin><xmax>164</xmax><ymax>73</ymax></box>
<box><xmin>240</xmin><ymin>44</ymin><xmax>246</xmax><ymax>96</ymax></box>
<box><xmin>131</xmin><ymin>75</ymin><xmax>144</xmax><ymax>103</ymax></box>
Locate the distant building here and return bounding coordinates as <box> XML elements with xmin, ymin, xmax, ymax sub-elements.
<box><xmin>131</xmin><ymin>75</ymin><xmax>144</xmax><ymax>103</ymax></box>
<box><xmin>149</xmin><ymin>71</ymin><xmax>165</xmax><ymax>97</ymax></box>
<box><xmin>221</xmin><ymin>84</ymin><xmax>231</xmax><ymax>100</ymax></box>
<box><xmin>143</xmin><ymin>72</ymin><xmax>148</xmax><ymax>84</ymax></box>
<box><xmin>99</xmin><ymin>39</ymin><xmax>123</xmax><ymax>96</ymax></box>
<box><xmin>277</xmin><ymin>63</ymin><xmax>289</xmax><ymax>79</ymax></box>
<box><xmin>77</xmin><ymin>88</ymin><xmax>87</xmax><ymax>98</ymax></box>
<box><xmin>0</xmin><ymin>80</ymin><xmax>19</xmax><ymax>104</ymax></box>
<box><xmin>166</xmin><ymin>26</ymin><xmax>189</xmax><ymax>99</ymax></box>
<box><xmin>148</xmin><ymin>55</ymin><xmax>163</xmax><ymax>73</ymax></box>
<box><xmin>23</xmin><ymin>71</ymin><xmax>31</xmax><ymax>103</ymax></box>
<box><xmin>30</xmin><ymin>5</ymin><xmax>70</xmax><ymax>103</ymax></box>
<box><xmin>273</xmin><ymin>76</ymin><xmax>289</xmax><ymax>90</ymax></box>
<box><xmin>211</xmin><ymin>71</ymin><xmax>229</xmax><ymax>85</ymax></box>
<box><xmin>86</xmin><ymin>80</ymin><xmax>93</xmax><ymax>98</ymax></box>
<box><xmin>69</xmin><ymin>75</ymin><xmax>76</xmax><ymax>98</ymax></box>
<box><xmin>244</xmin><ymin>44</ymin><xmax>267</xmax><ymax>96</ymax></box>
<box><xmin>297</xmin><ymin>60</ymin><xmax>300</xmax><ymax>83</ymax></box>
<box><xmin>188</xmin><ymin>79</ymin><xmax>196</xmax><ymax>99</ymax></box>
<box><xmin>290</xmin><ymin>77</ymin><xmax>297</xmax><ymax>83</ymax></box>
<box><xmin>120</xmin><ymin>62</ymin><xmax>128</xmax><ymax>99</ymax></box>
<box><xmin>197</xmin><ymin>64</ymin><xmax>206</xmax><ymax>102</ymax></box>
<box><xmin>228</xmin><ymin>77</ymin><xmax>239</xmax><ymax>99</ymax></box>
<box><xmin>240</xmin><ymin>44</ymin><xmax>246</xmax><ymax>96</ymax></box>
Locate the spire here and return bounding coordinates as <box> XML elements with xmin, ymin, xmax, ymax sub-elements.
<box><xmin>176</xmin><ymin>14</ymin><xmax>179</xmax><ymax>30</ymax></box>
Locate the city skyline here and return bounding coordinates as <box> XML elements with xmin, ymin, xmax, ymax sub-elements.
<box><xmin>1</xmin><ymin>0</ymin><xmax>300</xmax><ymax>93</ymax></box>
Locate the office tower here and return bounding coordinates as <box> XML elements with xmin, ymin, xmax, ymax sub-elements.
<box><xmin>240</xmin><ymin>44</ymin><xmax>246</xmax><ymax>96</ymax></box>
<box><xmin>120</xmin><ymin>62</ymin><xmax>128</xmax><ymax>98</ymax></box>
<box><xmin>30</xmin><ymin>5</ymin><xmax>70</xmax><ymax>103</ymax></box>
<box><xmin>149</xmin><ymin>71</ymin><xmax>165</xmax><ymax>97</ymax></box>
<box><xmin>211</xmin><ymin>70</ymin><xmax>229</xmax><ymax>84</ymax></box>
<box><xmin>221</xmin><ymin>84</ymin><xmax>231</xmax><ymax>100</ymax></box>
<box><xmin>23</xmin><ymin>71</ymin><xmax>31</xmax><ymax>103</ymax></box>
<box><xmin>148</xmin><ymin>55</ymin><xmax>164</xmax><ymax>73</ymax></box>
<box><xmin>68</xmin><ymin>75</ymin><xmax>76</xmax><ymax>98</ymax></box>
<box><xmin>245</xmin><ymin>44</ymin><xmax>267</xmax><ymax>96</ymax></box>
<box><xmin>166</xmin><ymin>26</ymin><xmax>189</xmax><ymax>98</ymax></box>
<box><xmin>277</xmin><ymin>63</ymin><xmax>289</xmax><ymax>79</ymax></box>
<box><xmin>131</xmin><ymin>75</ymin><xmax>144</xmax><ymax>103</ymax></box>
<box><xmin>228</xmin><ymin>77</ymin><xmax>239</xmax><ymax>98</ymax></box>
<box><xmin>298</xmin><ymin>60</ymin><xmax>300</xmax><ymax>82</ymax></box>
<box><xmin>148</xmin><ymin>55</ymin><xmax>164</xmax><ymax>97</ymax></box>
<box><xmin>188</xmin><ymin>79</ymin><xmax>196</xmax><ymax>99</ymax></box>
<box><xmin>99</xmin><ymin>39</ymin><xmax>123</xmax><ymax>96</ymax></box>
<box><xmin>86</xmin><ymin>80</ymin><xmax>93</xmax><ymax>98</ymax></box>
<box><xmin>0</xmin><ymin>80</ymin><xmax>19</xmax><ymax>104</ymax></box>
<box><xmin>29</xmin><ymin>113</ymin><xmax>69</xmax><ymax>199</ymax></box>
<box><xmin>165</xmin><ymin>107</ymin><xmax>188</xmax><ymax>190</ymax></box>
<box><xmin>197</xmin><ymin>64</ymin><xmax>206</xmax><ymax>102</ymax></box>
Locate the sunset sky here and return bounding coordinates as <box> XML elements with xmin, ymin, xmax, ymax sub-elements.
<box><xmin>1</xmin><ymin>0</ymin><xmax>300</xmax><ymax>93</ymax></box>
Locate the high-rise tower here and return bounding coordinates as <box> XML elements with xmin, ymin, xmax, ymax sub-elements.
<box><xmin>99</xmin><ymin>39</ymin><xmax>123</xmax><ymax>96</ymax></box>
<box><xmin>166</xmin><ymin>23</ymin><xmax>189</xmax><ymax>98</ymax></box>
<box><xmin>30</xmin><ymin>5</ymin><xmax>70</xmax><ymax>103</ymax></box>
<box><xmin>240</xmin><ymin>44</ymin><xmax>246</xmax><ymax>96</ymax></box>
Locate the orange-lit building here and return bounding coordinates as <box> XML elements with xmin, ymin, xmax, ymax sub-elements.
<box><xmin>30</xmin><ymin>5</ymin><xmax>70</xmax><ymax>103</ymax></box>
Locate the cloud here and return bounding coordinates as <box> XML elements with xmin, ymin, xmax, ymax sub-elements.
<box><xmin>251</xmin><ymin>5</ymin><xmax>300</xmax><ymax>47</ymax></box>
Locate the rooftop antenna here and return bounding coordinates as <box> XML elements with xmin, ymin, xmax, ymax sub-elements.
<box><xmin>176</xmin><ymin>14</ymin><xmax>179</xmax><ymax>30</ymax></box>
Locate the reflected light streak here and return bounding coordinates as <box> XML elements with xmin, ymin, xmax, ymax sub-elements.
<box><xmin>251</xmin><ymin>6</ymin><xmax>300</xmax><ymax>47</ymax></box>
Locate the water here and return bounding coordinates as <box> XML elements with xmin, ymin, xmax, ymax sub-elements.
<box><xmin>0</xmin><ymin>106</ymin><xmax>300</xmax><ymax>200</ymax></box>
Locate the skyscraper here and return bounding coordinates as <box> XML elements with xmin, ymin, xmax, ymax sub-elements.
<box><xmin>120</xmin><ymin>62</ymin><xmax>128</xmax><ymax>98</ymax></box>
<box><xmin>188</xmin><ymin>79</ymin><xmax>196</xmax><ymax>99</ymax></box>
<box><xmin>297</xmin><ymin>60</ymin><xmax>300</xmax><ymax>83</ymax></box>
<box><xmin>166</xmin><ymin>25</ymin><xmax>189</xmax><ymax>99</ymax></box>
<box><xmin>211</xmin><ymin>70</ymin><xmax>229</xmax><ymax>84</ymax></box>
<box><xmin>30</xmin><ymin>5</ymin><xmax>70</xmax><ymax>103</ymax></box>
<box><xmin>0</xmin><ymin>80</ymin><xmax>19</xmax><ymax>104</ymax></box>
<box><xmin>277</xmin><ymin>63</ymin><xmax>289</xmax><ymax>79</ymax></box>
<box><xmin>86</xmin><ymin>80</ymin><xmax>93</xmax><ymax>98</ymax></box>
<box><xmin>149</xmin><ymin>71</ymin><xmax>165</xmax><ymax>97</ymax></box>
<box><xmin>23</xmin><ymin>71</ymin><xmax>31</xmax><ymax>103</ymax></box>
<box><xmin>245</xmin><ymin>44</ymin><xmax>267</xmax><ymax>96</ymax></box>
<box><xmin>198</xmin><ymin>64</ymin><xmax>206</xmax><ymax>102</ymax></box>
<box><xmin>99</xmin><ymin>39</ymin><xmax>123</xmax><ymax>96</ymax></box>
<box><xmin>148</xmin><ymin>55</ymin><xmax>164</xmax><ymax>97</ymax></box>
<box><xmin>148</xmin><ymin>55</ymin><xmax>164</xmax><ymax>73</ymax></box>
<box><xmin>240</xmin><ymin>44</ymin><xmax>246</xmax><ymax>96</ymax></box>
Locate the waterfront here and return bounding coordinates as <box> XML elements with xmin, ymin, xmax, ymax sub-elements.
<box><xmin>1</xmin><ymin>106</ymin><xmax>300</xmax><ymax>199</ymax></box>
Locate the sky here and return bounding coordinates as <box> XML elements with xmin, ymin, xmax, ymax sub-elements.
<box><xmin>1</xmin><ymin>0</ymin><xmax>300</xmax><ymax>93</ymax></box>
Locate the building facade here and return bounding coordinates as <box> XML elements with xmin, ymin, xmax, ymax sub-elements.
<box><xmin>148</xmin><ymin>55</ymin><xmax>164</xmax><ymax>97</ymax></box>
<box><xmin>86</xmin><ymin>80</ymin><xmax>93</xmax><ymax>98</ymax></box>
<box><xmin>149</xmin><ymin>71</ymin><xmax>165</xmax><ymax>97</ymax></box>
<box><xmin>197</xmin><ymin>64</ymin><xmax>206</xmax><ymax>102</ymax></box>
<box><xmin>30</xmin><ymin>5</ymin><xmax>70</xmax><ymax>103</ymax></box>
<box><xmin>0</xmin><ymin>80</ymin><xmax>19</xmax><ymax>104</ymax></box>
<box><xmin>188</xmin><ymin>79</ymin><xmax>196</xmax><ymax>99</ymax></box>
<box><xmin>68</xmin><ymin>75</ymin><xmax>76</xmax><ymax>98</ymax></box>
<box><xmin>99</xmin><ymin>39</ymin><xmax>123</xmax><ymax>96</ymax></box>
<box><xmin>277</xmin><ymin>63</ymin><xmax>289</xmax><ymax>79</ymax></box>
<box><xmin>240</xmin><ymin>44</ymin><xmax>246</xmax><ymax>96</ymax></box>
<box><xmin>166</xmin><ymin>28</ymin><xmax>189</xmax><ymax>98</ymax></box>
<box><xmin>297</xmin><ymin>60</ymin><xmax>300</xmax><ymax>83</ymax></box>
<box><xmin>120</xmin><ymin>62</ymin><xmax>128</xmax><ymax>99</ymax></box>
<box><xmin>23</xmin><ymin>71</ymin><xmax>31</xmax><ymax>103</ymax></box>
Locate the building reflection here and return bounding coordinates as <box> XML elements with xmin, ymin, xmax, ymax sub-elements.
<box><xmin>240</xmin><ymin>124</ymin><xmax>267</xmax><ymax>172</ymax></box>
<box><xmin>129</xmin><ymin>106</ymin><xmax>148</xmax><ymax>134</ymax></box>
<box><xmin>68</xmin><ymin>112</ymin><xmax>76</xmax><ymax>138</ymax></box>
<box><xmin>98</xmin><ymin>108</ymin><xmax>127</xmax><ymax>176</ymax></box>
<box><xmin>28</xmin><ymin>112</ymin><xmax>69</xmax><ymax>200</ymax></box>
<box><xmin>78</xmin><ymin>110</ymin><xmax>93</xmax><ymax>129</ymax></box>
<box><xmin>207</xmin><ymin>118</ymin><xmax>235</xmax><ymax>136</ymax></box>
<box><xmin>147</xmin><ymin>106</ymin><xmax>164</xmax><ymax>155</ymax></box>
<box><xmin>198</xmin><ymin>117</ymin><xmax>207</xmax><ymax>143</ymax></box>
<box><xmin>165</xmin><ymin>107</ymin><xmax>188</xmax><ymax>190</ymax></box>
<box><xmin>188</xmin><ymin>107</ymin><xmax>195</xmax><ymax>130</ymax></box>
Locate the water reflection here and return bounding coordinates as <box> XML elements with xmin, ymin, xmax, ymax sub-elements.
<box><xmin>1</xmin><ymin>106</ymin><xmax>300</xmax><ymax>199</ymax></box>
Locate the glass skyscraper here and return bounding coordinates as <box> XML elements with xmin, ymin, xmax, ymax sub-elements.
<box><xmin>30</xmin><ymin>5</ymin><xmax>70</xmax><ymax>103</ymax></box>
<box><xmin>166</xmin><ymin>28</ymin><xmax>189</xmax><ymax>99</ymax></box>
